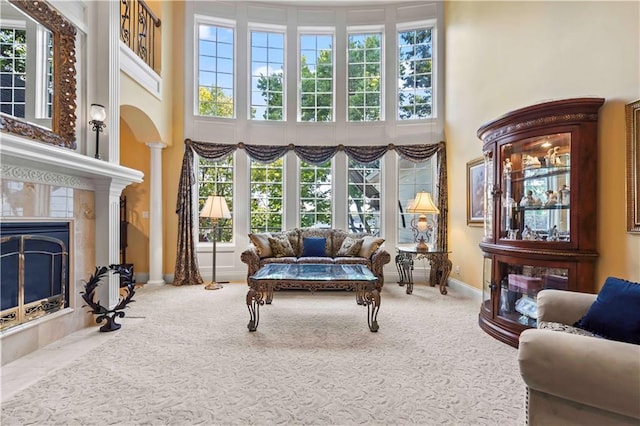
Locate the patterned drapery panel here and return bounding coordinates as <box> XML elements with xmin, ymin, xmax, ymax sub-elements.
<box><xmin>174</xmin><ymin>147</ymin><xmax>205</xmax><ymax>286</ymax></box>
<box><xmin>173</xmin><ymin>139</ymin><xmax>448</xmax><ymax>286</ymax></box>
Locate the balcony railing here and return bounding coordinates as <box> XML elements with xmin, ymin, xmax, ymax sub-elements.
<box><xmin>120</xmin><ymin>0</ymin><xmax>161</xmax><ymax>73</ymax></box>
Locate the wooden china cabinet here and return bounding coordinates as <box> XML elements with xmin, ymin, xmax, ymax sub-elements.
<box><xmin>477</xmin><ymin>97</ymin><xmax>605</xmax><ymax>347</ymax></box>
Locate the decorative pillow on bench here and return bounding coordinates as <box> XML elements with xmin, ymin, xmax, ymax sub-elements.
<box><xmin>336</xmin><ymin>236</ymin><xmax>364</xmax><ymax>257</ymax></box>
<box><xmin>268</xmin><ymin>234</ymin><xmax>295</xmax><ymax>258</ymax></box>
<box><xmin>301</xmin><ymin>237</ymin><xmax>327</xmax><ymax>257</ymax></box>
<box><xmin>574</xmin><ymin>277</ymin><xmax>640</xmax><ymax>345</ymax></box>
<box><xmin>249</xmin><ymin>232</ymin><xmax>273</xmax><ymax>258</ymax></box>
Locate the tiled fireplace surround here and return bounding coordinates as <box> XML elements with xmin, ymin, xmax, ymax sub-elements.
<box><xmin>1</xmin><ymin>135</ymin><xmax>143</xmax><ymax>365</ymax></box>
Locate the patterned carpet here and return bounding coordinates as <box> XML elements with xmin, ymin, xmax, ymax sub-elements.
<box><xmin>1</xmin><ymin>282</ymin><xmax>525</xmax><ymax>425</ymax></box>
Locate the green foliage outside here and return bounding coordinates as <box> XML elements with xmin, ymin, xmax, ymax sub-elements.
<box><xmin>398</xmin><ymin>28</ymin><xmax>433</xmax><ymax>119</ymax></box>
<box><xmin>199</xmin><ymin>86</ymin><xmax>233</xmax><ymax>117</ymax></box>
<box><xmin>198</xmin><ymin>156</ymin><xmax>234</xmax><ymax>242</ymax></box>
<box><xmin>250</xmin><ymin>158</ymin><xmax>284</xmax><ymax>232</ymax></box>
<box><xmin>300</xmin><ymin>160</ymin><xmax>332</xmax><ymax>227</ymax></box>
<box><xmin>347</xmin><ymin>34</ymin><xmax>381</xmax><ymax>122</ymax></box>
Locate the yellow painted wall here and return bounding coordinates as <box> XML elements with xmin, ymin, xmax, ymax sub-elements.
<box><xmin>163</xmin><ymin>0</ymin><xmax>185</xmax><ymax>277</ymax></box>
<box><xmin>120</xmin><ymin>119</ymin><xmax>151</xmax><ymax>272</ymax></box>
<box><xmin>445</xmin><ymin>1</ymin><xmax>640</xmax><ymax>290</ymax></box>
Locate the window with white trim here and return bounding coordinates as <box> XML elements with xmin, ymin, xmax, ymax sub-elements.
<box><xmin>197</xmin><ymin>20</ymin><xmax>234</xmax><ymax>117</ymax></box>
<box><xmin>0</xmin><ymin>25</ymin><xmax>27</xmax><ymax>117</ymax></box>
<box><xmin>348</xmin><ymin>159</ymin><xmax>381</xmax><ymax>235</ymax></box>
<box><xmin>250</xmin><ymin>158</ymin><xmax>284</xmax><ymax>233</ymax></box>
<box><xmin>198</xmin><ymin>155</ymin><xmax>234</xmax><ymax>243</ymax></box>
<box><xmin>398</xmin><ymin>157</ymin><xmax>436</xmax><ymax>243</ymax></box>
<box><xmin>299</xmin><ymin>31</ymin><xmax>333</xmax><ymax>122</ymax></box>
<box><xmin>347</xmin><ymin>29</ymin><xmax>382</xmax><ymax>122</ymax></box>
<box><xmin>300</xmin><ymin>160</ymin><xmax>332</xmax><ymax>227</ymax></box>
<box><xmin>250</xmin><ymin>28</ymin><xmax>285</xmax><ymax>121</ymax></box>
<box><xmin>398</xmin><ymin>24</ymin><xmax>433</xmax><ymax>120</ymax></box>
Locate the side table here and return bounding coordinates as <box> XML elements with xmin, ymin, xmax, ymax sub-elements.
<box><xmin>396</xmin><ymin>245</ymin><xmax>452</xmax><ymax>295</ymax></box>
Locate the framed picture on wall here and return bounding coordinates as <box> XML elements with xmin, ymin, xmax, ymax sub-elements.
<box><xmin>467</xmin><ymin>157</ymin><xmax>485</xmax><ymax>226</ymax></box>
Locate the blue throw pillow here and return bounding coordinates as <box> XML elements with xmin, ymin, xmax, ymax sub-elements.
<box><xmin>575</xmin><ymin>277</ymin><xmax>640</xmax><ymax>344</ymax></box>
<box><xmin>301</xmin><ymin>237</ymin><xmax>326</xmax><ymax>257</ymax></box>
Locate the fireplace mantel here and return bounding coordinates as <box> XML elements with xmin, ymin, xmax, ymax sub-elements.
<box><xmin>1</xmin><ymin>133</ymin><xmax>143</xmax><ymax>186</ymax></box>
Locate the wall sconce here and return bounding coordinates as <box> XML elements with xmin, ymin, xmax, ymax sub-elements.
<box><xmin>407</xmin><ymin>191</ymin><xmax>440</xmax><ymax>251</ymax></box>
<box><xmin>89</xmin><ymin>103</ymin><xmax>106</xmax><ymax>159</ymax></box>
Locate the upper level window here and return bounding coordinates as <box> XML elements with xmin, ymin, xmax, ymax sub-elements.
<box><xmin>397</xmin><ymin>24</ymin><xmax>433</xmax><ymax>120</ymax></box>
<box><xmin>347</xmin><ymin>30</ymin><xmax>382</xmax><ymax>122</ymax></box>
<box><xmin>348</xmin><ymin>159</ymin><xmax>381</xmax><ymax>235</ymax></box>
<box><xmin>250</xmin><ymin>28</ymin><xmax>285</xmax><ymax>121</ymax></box>
<box><xmin>197</xmin><ymin>21</ymin><xmax>234</xmax><ymax>118</ymax></box>
<box><xmin>300</xmin><ymin>160</ymin><xmax>332</xmax><ymax>227</ymax></box>
<box><xmin>250</xmin><ymin>158</ymin><xmax>284</xmax><ymax>233</ymax></box>
<box><xmin>299</xmin><ymin>31</ymin><xmax>333</xmax><ymax>122</ymax></box>
<box><xmin>198</xmin><ymin>155</ymin><xmax>234</xmax><ymax>243</ymax></box>
<box><xmin>0</xmin><ymin>26</ymin><xmax>26</xmax><ymax>118</ymax></box>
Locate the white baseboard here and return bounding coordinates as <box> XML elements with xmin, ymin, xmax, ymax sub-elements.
<box><xmin>447</xmin><ymin>277</ymin><xmax>482</xmax><ymax>301</ymax></box>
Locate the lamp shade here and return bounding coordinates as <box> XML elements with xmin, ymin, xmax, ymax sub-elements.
<box><xmin>200</xmin><ymin>195</ymin><xmax>231</xmax><ymax>219</ymax></box>
<box><xmin>89</xmin><ymin>103</ymin><xmax>107</xmax><ymax>122</ymax></box>
<box><xmin>407</xmin><ymin>192</ymin><xmax>440</xmax><ymax>214</ymax></box>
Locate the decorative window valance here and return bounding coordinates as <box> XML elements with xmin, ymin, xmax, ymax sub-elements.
<box><xmin>174</xmin><ymin>139</ymin><xmax>448</xmax><ymax>286</ymax></box>
<box><xmin>185</xmin><ymin>139</ymin><xmax>443</xmax><ymax>165</ymax></box>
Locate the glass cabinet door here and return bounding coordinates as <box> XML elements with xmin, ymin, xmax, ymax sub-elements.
<box><xmin>500</xmin><ymin>133</ymin><xmax>571</xmax><ymax>242</ymax></box>
<box><xmin>496</xmin><ymin>260</ymin><xmax>569</xmax><ymax>327</ymax></box>
<box><xmin>483</xmin><ymin>150</ymin><xmax>494</xmax><ymax>242</ymax></box>
<box><xmin>482</xmin><ymin>255</ymin><xmax>493</xmax><ymax>314</ymax></box>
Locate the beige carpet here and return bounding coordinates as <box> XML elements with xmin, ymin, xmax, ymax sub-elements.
<box><xmin>1</xmin><ymin>282</ymin><xmax>525</xmax><ymax>425</ymax></box>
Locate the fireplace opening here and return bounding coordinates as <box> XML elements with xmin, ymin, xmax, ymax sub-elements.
<box><xmin>1</xmin><ymin>222</ymin><xmax>70</xmax><ymax>331</ymax></box>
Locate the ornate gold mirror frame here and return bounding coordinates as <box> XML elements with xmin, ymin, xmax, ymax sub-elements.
<box><xmin>627</xmin><ymin>100</ymin><xmax>640</xmax><ymax>233</ymax></box>
<box><xmin>0</xmin><ymin>0</ymin><xmax>77</xmax><ymax>149</ymax></box>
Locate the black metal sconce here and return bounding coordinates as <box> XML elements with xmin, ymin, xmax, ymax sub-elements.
<box><xmin>89</xmin><ymin>103</ymin><xmax>106</xmax><ymax>159</ymax></box>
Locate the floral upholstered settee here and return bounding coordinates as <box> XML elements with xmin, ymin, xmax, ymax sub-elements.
<box><xmin>240</xmin><ymin>228</ymin><xmax>391</xmax><ymax>289</ymax></box>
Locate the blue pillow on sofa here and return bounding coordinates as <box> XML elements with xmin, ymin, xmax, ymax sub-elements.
<box><xmin>575</xmin><ymin>277</ymin><xmax>640</xmax><ymax>344</ymax></box>
<box><xmin>301</xmin><ymin>237</ymin><xmax>326</xmax><ymax>257</ymax></box>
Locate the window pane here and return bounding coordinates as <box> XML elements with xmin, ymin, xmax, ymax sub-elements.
<box><xmin>197</xmin><ymin>156</ymin><xmax>234</xmax><ymax>243</ymax></box>
<box><xmin>197</xmin><ymin>23</ymin><xmax>234</xmax><ymax>117</ymax></box>
<box><xmin>348</xmin><ymin>159</ymin><xmax>381</xmax><ymax>235</ymax></box>
<box><xmin>397</xmin><ymin>27</ymin><xmax>433</xmax><ymax>120</ymax></box>
<box><xmin>398</xmin><ymin>157</ymin><xmax>436</xmax><ymax>244</ymax></box>
<box><xmin>348</xmin><ymin>31</ymin><xmax>381</xmax><ymax>122</ymax></box>
<box><xmin>250</xmin><ymin>29</ymin><xmax>285</xmax><ymax>121</ymax></box>
<box><xmin>0</xmin><ymin>27</ymin><xmax>27</xmax><ymax>118</ymax></box>
<box><xmin>300</xmin><ymin>160</ymin><xmax>332</xmax><ymax>228</ymax></box>
<box><xmin>250</xmin><ymin>158</ymin><xmax>284</xmax><ymax>233</ymax></box>
<box><xmin>299</xmin><ymin>33</ymin><xmax>334</xmax><ymax>122</ymax></box>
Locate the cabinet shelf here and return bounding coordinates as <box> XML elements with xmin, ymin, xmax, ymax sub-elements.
<box><xmin>514</xmin><ymin>205</ymin><xmax>570</xmax><ymax>212</ymax></box>
<box><xmin>477</xmin><ymin>97</ymin><xmax>604</xmax><ymax>347</ymax></box>
<box><xmin>507</xmin><ymin>166</ymin><xmax>570</xmax><ymax>182</ymax></box>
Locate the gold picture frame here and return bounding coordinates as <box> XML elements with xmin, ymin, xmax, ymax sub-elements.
<box><xmin>627</xmin><ymin>100</ymin><xmax>640</xmax><ymax>233</ymax></box>
<box><xmin>467</xmin><ymin>157</ymin><xmax>485</xmax><ymax>226</ymax></box>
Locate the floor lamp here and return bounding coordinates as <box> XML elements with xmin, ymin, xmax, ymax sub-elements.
<box><xmin>199</xmin><ymin>195</ymin><xmax>231</xmax><ymax>290</ymax></box>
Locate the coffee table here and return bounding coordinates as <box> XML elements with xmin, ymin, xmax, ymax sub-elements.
<box><xmin>246</xmin><ymin>263</ymin><xmax>380</xmax><ymax>332</ymax></box>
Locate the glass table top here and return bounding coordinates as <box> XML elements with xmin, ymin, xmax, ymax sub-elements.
<box><xmin>396</xmin><ymin>244</ymin><xmax>450</xmax><ymax>254</ymax></box>
<box><xmin>251</xmin><ymin>264</ymin><xmax>377</xmax><ymax>282</ymax></box>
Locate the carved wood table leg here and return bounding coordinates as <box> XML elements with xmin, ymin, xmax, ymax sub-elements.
<box><xmin>362</xmin><ymin>284</ymin><xmax>381</xmax><ymax>332</ymax></box>
<box><xmin>246</xmin><ymin>285</ymin><xmax>264</xmax><ymax>331</ymax></box>
<box><xmin>396</xmin><ymin>251</ymin><xmax>414</xmax><ymax>294</ymax></box>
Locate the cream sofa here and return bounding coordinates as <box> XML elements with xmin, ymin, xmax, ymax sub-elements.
<box><xmin>518</xmin><ymin>289</ymin><xmax>640</xmax><ymax>425</ymax></box>
<box><xmin>240</xmin><ymin>228</ymin><xmax>391</xmax><ymax>289</ymax></box>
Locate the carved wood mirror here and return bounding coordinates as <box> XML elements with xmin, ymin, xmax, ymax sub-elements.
<box><xmin>0</xmin><ymin>0</ymin><xmax>77</xmax><ymax>149</ymax></box>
